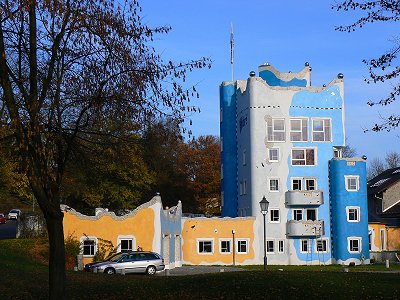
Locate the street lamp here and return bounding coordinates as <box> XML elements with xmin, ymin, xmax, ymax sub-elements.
<box><xmin>260</xmin><ymin>196</ymin><xmax>269</xmax><ymax>272</ymax></box>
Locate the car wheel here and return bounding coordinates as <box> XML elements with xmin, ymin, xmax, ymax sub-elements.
<box><xmin>104</xmin><ymin>268</ymin><xmax>116</xmax><ymax>275</ymax></box>
<box><xmin>146</xmin><ymin>266</ymin><xmax>156</xmax><ymax>275</ymax></box>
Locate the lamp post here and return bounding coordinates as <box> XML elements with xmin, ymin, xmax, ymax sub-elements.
<box><xmin>232</xmin><ymin>229</ymin><xmax>236</xmax><ymax>266</ymax></box>
<box><xmin>260</xmin><ymin>196</ymin><xmax>269</xmax><ymax>272</ymax></box>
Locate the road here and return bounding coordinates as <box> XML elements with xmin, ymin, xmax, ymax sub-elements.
<box><xmin>0</xmin><ymin>220</ymin><xmax>17</xmax><ymax>239</ymax></box>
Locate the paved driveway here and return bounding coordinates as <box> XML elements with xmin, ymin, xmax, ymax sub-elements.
<box><xmin>156</xmin><ymin>265</ymin><xmax>245</xmax><ymax>276</ymax></box>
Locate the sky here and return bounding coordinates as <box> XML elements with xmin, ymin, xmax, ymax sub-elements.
<box><xmin>140</xmin><ymin>0</ymin><xmax>400</xmax><ymax>163</ymax></box>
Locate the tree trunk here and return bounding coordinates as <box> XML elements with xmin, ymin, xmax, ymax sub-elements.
<box><xmin>45</xmin><ymin>210</ymin><xmax>66</xmax><ymax>300</ymax></box>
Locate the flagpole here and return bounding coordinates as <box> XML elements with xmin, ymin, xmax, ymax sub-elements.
<box><xmin>230</xmin><ymin>22</ymin><xmax>234</xmax><ymax>82</ymax></box>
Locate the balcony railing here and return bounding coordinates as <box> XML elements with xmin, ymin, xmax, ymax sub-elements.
<box><xmin>285</xmin><ymin>190</ymin><xmax>323</xmax><ymax>206</ymax></box>
<box><xmin>286</xmin><ymin>220</ymin><xmax>324</xmax><ymax>237</ymax></box>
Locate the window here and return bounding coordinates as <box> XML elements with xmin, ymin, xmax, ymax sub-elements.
<box><xmin>293</xmin><ymin>209</ymin><xmax>303</xmax><ymax>221</ymax></box>
<box><xmin>290</xmin><ymin>118</ymin><xmax>308</xmax><ymax>141</ymax></box>
<box><xmin>305</xmin><ymin>178</ymin><xmax>316</xmax><ymax>190</ymax></box>
<box><xmin>120</xmin><ymin>239</ymin><xmax>133</xmax><ymax>252</ymax></box>
<box><xmin>316</xmin><ymin>239</ymin><xmax>328</xmax><ymax>253</ymax></box>
<box><xmin>380</xmin><ymin>229</ymin><xmax>386</xmax><ymax>251</ymax></box>
<box><xmin>294</xmin><ymin>209</ymin><xmax>317</xmax><ymax>221</ymax></box>
<box><xmin>266</xmin><ymin>240</ymin><xmax>274</xmax><ymax>253</ymax></box>
<box><xmin>312</xmin><ymin>118</ymin><xmax>331</xmax><ymax>142</ymax></box>
<box><xmin>292</xmin><ymin>178</ymin><xmax>302</xmax><ymax>190</ymax></box>
<box><xmin>219</xmin><ymin>239</ymin><xmax>231</xmax><ymax>254</ymax></box>
<box><xmin>301</xmin><ymin>239</ymin><xmax>310</xmax><ymax>253</ymax></box>
<box><xmin>333</xmin><ymin>147</ymin><xmax>342</xmax><ymax>158</ymax></box>
<box><xmin>306</xmin><ymin>209</ymin><xmax>317</xmax><ymax>221</ymax></box>
<box><xmin>267</xmin><ymin>118</ymin><xmax>285</xmax><ymax>142</ymax></box>
<box><xmin>118</xmin><ymin>236</ymin><xmax>135</xmax><ymax>253</ymax></box>
<box><xmin>242</xmin><ymin>150</ymin><xmax>246</xmax><ymax>165</ymax></box>
<box><xmin>345</xmin><ymin>176</ymin><xmax>359</xmax><ymax>191</ymax></box>
<box><xmin>237</xmin><ymin>240</ymin><xmax>249</xmax><ymax>254</ymax></box>
<box><xmin>80</xmin><ymin>236</ymin><xmax>97</xmax><ymax>256</ymax></box>
<box><xmin>291</xmin><ymin>178</ymin><xmax>317</xmax><ymax>190</ymax></box>
<box><xmin>348</xmin><ymin>237</ymin><xmax>361</xmax><ymax>253</ymax></box>
<box><xmin>269</xmin><ymin>178</ymin><xmax>279</xmax><ymax>192</ymax></box>
<box><xmin>347</xmin><ymin>207</ymin><xmax>360</xmax><ymax>222</ymax></box>
<box><xmin>221</xmin><ymin>164</ymin><xmax>224</xmax><ymax>180</ymax></box>
<box><xmin>240</xmin><ymin>180</ymin><xmax>247</xmax><ymax>196</ymax></box>
<box><xmin>269</xmin><ymin>209</ymin><xmax>280</xmax><ymax>223</ymax></box>
<box><xmin>291</xmin><ymin>148</ymin><xmax>316</xmax><ymax>166</ymax></box>
<box><xmin>278</xmin><ymin>240</ymin><xmax>284</xmax><ymax>253</ymax></box>
<box><xmin>268</xmin><ymin>148</ymin><xmax>279</xmax><ymax>162</ymax></box>
<box><xmin>198</xmin><ymin>240</ymin><xmax>213</xmax><ymax>254</ymax></box>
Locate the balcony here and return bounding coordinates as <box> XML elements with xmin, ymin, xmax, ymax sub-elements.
<box><xmin>285</xmin><ymin>190</ymin><xmax>323</xmax><ymax>206</ymax></box>
<box><xmin>286</xmin><ymin>220</ymin><xmax>324</xmax><ymax>237</ymax></box>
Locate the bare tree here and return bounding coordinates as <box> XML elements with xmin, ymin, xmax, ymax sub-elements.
<box><xmin>333</xmin><ymin>0</ymin><xmax>400</xmax><ymax>131</ymax></box>
<box><xmin>367</xmin><ymin>157</ymin><xmax>386</xmax><ymax>179</ymax></box>
<box><xmin>0</xmin><ymin>1</ymin><xmax>210</xmax><ymax>298</ymax></box>
<box><xmin>385</xmin><ymin>151</ymin><xmax>400</xmax><ymax>168</ymax></box>
<box><xmin>342</xmin><ymin>138</ymin><xmax>357</xmax><ymax>158</ymax></box>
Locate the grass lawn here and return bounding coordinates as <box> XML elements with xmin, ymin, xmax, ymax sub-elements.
<box><xmin>0</xmin><ymin>239</ymin><xmax>399</xmax><ymax>299</ymax></box>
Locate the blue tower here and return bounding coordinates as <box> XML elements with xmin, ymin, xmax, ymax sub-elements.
<box><xmin>330</xmin><ymin>158</ymin><xmax>370</xmax><ymax>264</ymax></box>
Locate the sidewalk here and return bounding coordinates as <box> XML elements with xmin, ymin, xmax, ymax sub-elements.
<box><xmin>156</xmin><ymin>265</ymin><xmax>245</xmax><ymax>276</ymax></box>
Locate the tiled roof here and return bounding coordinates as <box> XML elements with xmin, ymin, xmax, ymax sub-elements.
<box><xmin>367</xmin><ymin>167</ymin><xmax>400</xmax><ymax>195</ymax></box>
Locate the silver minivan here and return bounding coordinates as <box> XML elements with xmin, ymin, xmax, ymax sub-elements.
<box><xmin>87</xmin><ymin>252</ymin><xmax>165</xmax><ymax>275</ymax></box>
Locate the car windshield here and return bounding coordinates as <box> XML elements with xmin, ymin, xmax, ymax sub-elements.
<box><xmin>10</xmin><ymin>210</ymin><xmax>18</xmax><ymax>213</ymax></box>
<box><xmin>107</xmin><ymin>253</ymin><xmax>125</xmax><ymax>262</ymax></box>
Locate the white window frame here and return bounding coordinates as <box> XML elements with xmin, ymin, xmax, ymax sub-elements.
<box><xmin>315</xmin><ymin>239</ymin><xmax>329</xmax><ymax>253</ymax></box>
<box><xmin>305</xmin><ymin>178</ymin><xmax>317</xmax><ymax>190</ymax></box>
<box><xmin>300</xmin><ymin>239</ymin><xmax>311</xmax><ymax>253</ymax></box>
<box><xmin>291</xmin><ymin>177</ymin><xmax>303</xmax><ymax>190</ymax></box>
<box><xmin>345</xmin><ymin>175</ymin><xmax>359</xmax><ymax>192</ymax></box>
<box><xmin>80</xmin><ymin>236</ymin><xmax>98</xmax><ymax>257</ymax></box>
<box><xmin>269</xmin><ymin>208</ymin><xmax>280</xmax><ymax>223</ymax></box>
<box><xmin>346</xmin><ymin>206</ymin><xmax>360</xmax><ymax>222</ymax></box>
<box><xmin>266</xmin><ymin>240</ymin><xmax>275</xmax><ymax>253</ymax></box>
<box><xmin>348</xmin><ymin>237</ymin><xmax>362</xmax><ymax>253</ymax></box>
<box><xmin>268</xmin><ymin>148</ymin><xmax>280</xmax><ymax>162</ymax></box>
<box><xmin>291</xmin><ymin>177</ymin><xmax>317</xmax><ymax>190</ymax></box>
<box><xmin>291</xmin><ymin>148</ymin><xmax>316</xmax><ymax>166</ymax></box>
<box><xmin>267</xmin><ymin>118</ymin><xmax>285</xmax><ymax>142</ymax></box>
<box><xmin>293</xmin><ymin>209</ymin><xmax>303</xmax><ymax>221</ymax></box>
<box><xmin>305</xmin><ymin>208</ymin><xmax>317</xmax><ymax>221</ymax></box>
<box><xmin>333</xmin><ymin>147</ymin><xmax>342</xmax><ymax>158</ymax></box>
<box><xmin>268</xmin><ymin>178</ymin><xmax>280</xmax><ymax>192</ymax></box>
<box><xmin>117</xmin><ymin>235</ymin><xmax>136</xmax><ymax>253</ymax></box>
<box><xmin>236</xmin><ymin>239</ymin><xmax>249</xmax><ymax>254</ymax></box>
<box><xmin>290</xmin><ymin>118</ymin><xmax>308</xmax><ymax>142</ymax></box>
<box><xmin>278</xmin><ymin>240</ymin><xmax>285</xmax><ymax>253</ymax></box>
<box><xmin>197</xmin><ymin>239</ymin><xmax>214</xmax><ymax>255</ymax></box>
<box><xmin>219</xmin><ymin>238</ymin><xmax>232</xmax><ymax>254</ymax></box>
<box><xmin>312</xmin><ymin>118</ymin><xmax>332</xmax><ymax>142</ymax></box>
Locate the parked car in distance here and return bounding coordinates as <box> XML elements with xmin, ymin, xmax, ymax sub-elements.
<box><xmin>85</xmin><ymin>251</ymin><xmax>165</xmax><ymax>275</ymax></box>
<box><xmin>8</xmin><ymin>209</ymin><xmax>21</xmax><ymax>220</ymax></box>
<box><xmin>0</xmin><ymin>214</ymin><xmax>6</xmax><ymax>224</ymax></box>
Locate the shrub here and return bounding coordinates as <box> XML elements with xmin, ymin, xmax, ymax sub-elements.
<box><xmin>92</xmin><ymin>238</ymin><xmax>117</xmax><ymax>262</ymax></box>
<box><xmin>65</xmin><ymin>234</ymin><xmax>81</xmax><ymax>270</ymax></box>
